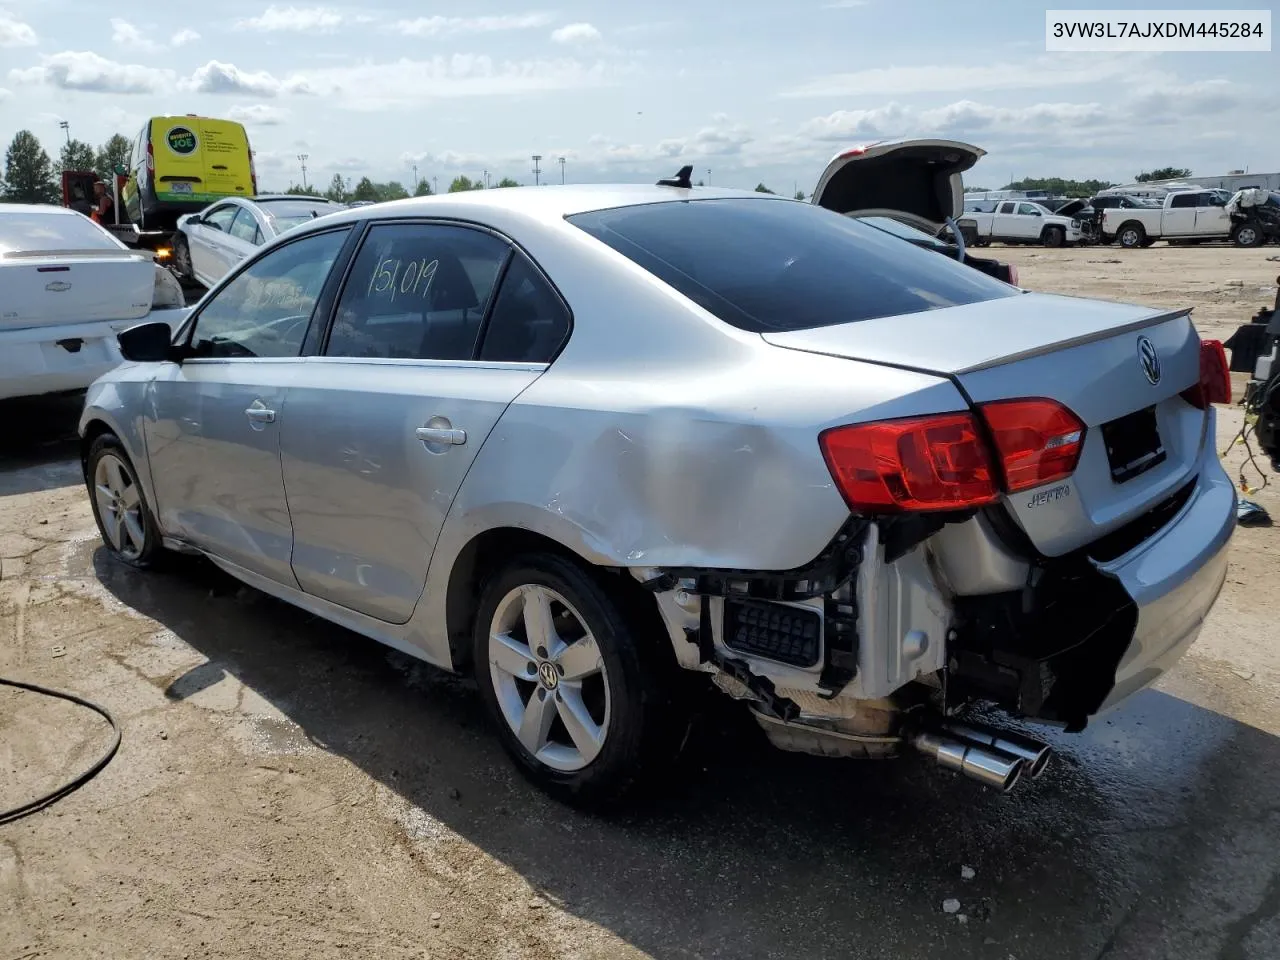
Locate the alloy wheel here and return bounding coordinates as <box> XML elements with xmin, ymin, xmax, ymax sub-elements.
<box><xmin>487</xmin><ymin>584</ymin><xmax>610</xmax><ymax>772</ymax></box>
<box><xmin>93</xmin><ymin>453</ymin><xmax>147</xmax><ymax>561</ymax></box>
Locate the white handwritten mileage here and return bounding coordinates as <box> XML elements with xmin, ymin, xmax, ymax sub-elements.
<box><xmin>367</xmin><ymin>256</ymin><xmax>439</xmax><ymax>303</ymax></box>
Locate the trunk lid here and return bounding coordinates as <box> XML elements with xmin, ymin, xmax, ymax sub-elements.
<box><xmin>812</xmin><ymin>138</ymin><xmax>986</xmax><ymax>233</ymax></box>
<box><xmin>1</xmin><ymin>206</ymin><xmax>155</xmax><ymax>330</ymax></box>
<box><xmin>764</xmin><ymin>293</ymin><xmax>1207</xmax><ymax>556</ymax></box>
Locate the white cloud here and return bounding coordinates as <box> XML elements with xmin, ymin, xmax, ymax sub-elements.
<box><xmin>0</xmin><ymin>87</ymin><xmax>11</xmax><ymax>102</ymax></box>
<box><xmin>781</xmin><ymin>54</ymin><xmax>1154</xmax><ymax>98</ymax></box>
<box><xmin>235</xmin><ymin>5</ymin><xmax>345</xmax><ymax>32</ymax></box>
<box><xmin>551</xmin><ymin>23</ymin><xmax>602</xmax><ymax>45</ymax></box>
<box><xmin>0</xmin><ymin>16</ymin><xmax>37</xmax><ymax>47</ymax></box>
<box><xmin>227</xmin><ymin>103</ymin><xmax>290</xmax><ymax>125</ymax></box>
<box><xmin>295</xmin><ymin>55</ymin><xmax>622</xmax><ymax>110</ymax></box>
<box><xmin>171</xmin><ymin>29</ymin><xmax>201</xmax><ymax>46</ymax></box>
<box><xmin>110</xmin><ymin>18</ymin><xmax>158</xmax><ymax>51</ymax></box>
<box><xmin>182</xmin><ymin>60</ymin><xmax>313</xmax><ymax>97</ymax></box>
<box><xmin>396</xmin><ymin>13</ymin><xmax>553</xmax><ymax>37</ymax></box>
<box><xmin>8</xmin><ymin>51</ymin><xmax>173</xmax><ymax>94</ymax></box>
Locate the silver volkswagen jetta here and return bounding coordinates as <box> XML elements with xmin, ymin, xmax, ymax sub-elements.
<box><xmin>80</xmin><ymin>180</ymin><xmax>1236</xmax><ymax>806</ymax></box>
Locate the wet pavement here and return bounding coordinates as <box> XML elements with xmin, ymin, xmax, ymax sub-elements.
<box><xmin>2</xmin><ymin>395</ymin><xmax>1278</xmax><ymax>960</ymax></box>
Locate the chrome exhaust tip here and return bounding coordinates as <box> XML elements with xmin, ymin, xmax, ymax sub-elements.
<box><xmin>911</xmin><ymin>730</ymin><xmax>1025</xmax><ymax>793</ymax></box>
<box><xmin>942</xmin><ymin>721</ymin><xmax>1053</xmax><ymax>780</ymax></box>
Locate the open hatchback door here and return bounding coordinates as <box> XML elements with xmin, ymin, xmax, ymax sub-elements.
<box><xmin>811</xmin><ymin>138</ymin><xmax>985</xmax><ymax>235</ymax></box>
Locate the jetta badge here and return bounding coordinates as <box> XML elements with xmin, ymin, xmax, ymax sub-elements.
<box><xmin>1137</xmin><ymin>336</ymin><xmax>1161</xmax><ymax>385</ymax></box>
<box><xmin>45</xmin><ymin>280</ymin><xmax>72</xmax><ymax>292</ymax></box>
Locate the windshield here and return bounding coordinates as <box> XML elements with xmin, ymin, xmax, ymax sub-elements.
<box><xmin>256</xmin><ymin>199</ymin><xmax>343</xmax><ymax>235</ymax></box>
<box><xmin>0</xmin><ymin>209</ymin><xmax>124</xmax><ymax>256</ymax></box>
<box><xmin>568</xmin><ymin>198</ymin><xmax>1018</xmax><ymax>333</ymax></box>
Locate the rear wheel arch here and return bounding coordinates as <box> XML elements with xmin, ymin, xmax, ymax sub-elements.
<box><xmin>444</xmin><ymin>527</ymin><xmax>670</xmax><ymax>673</ymax></box>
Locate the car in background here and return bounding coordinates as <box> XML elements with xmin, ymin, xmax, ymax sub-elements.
<box><xmin>173</xmin><ymin>195</ymin><xmax>345</xmax><ymax>287</ymax></box>
<box><xmin>121</xmin><ymin>115</ymin><xmax>257</xmax><ymax>231</ymax></box>
<box><xmin>0</xmin><ymin>205</ymin><xmax>164</xmax><ymax>401</ymax></box>
<box><xmin>82</xmin><ymin>183</ymin><xmax>1234</xmax><ymax>807</ymax></box>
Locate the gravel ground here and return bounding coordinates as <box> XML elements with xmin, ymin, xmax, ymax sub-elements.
<box><xmin>2</xmin><ymin>243</ymin><xmax>1279</xmax><ymax>960</ymax></box>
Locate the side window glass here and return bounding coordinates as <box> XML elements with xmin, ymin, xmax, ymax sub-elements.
<box><xmin>325</xmin><ymin>223</ymin><xmax>509</xmax><ymax>361</ymax></box>
<box><xmin>1018</xmin><ymin>203</ymin><xmax>1040</xmax><ymax>215</ymax></box>
<box><xmin>1169</xmin><ymin>193</ymin><xmax>1196</xmax><ymax>209</ymax></box>
<box><xmin>189</xmin><ymin>228</ymin><xmax>349</xmax><ymax>359</ymax></box>
<box><xmin>1205</xmin><ymin>192</ymin><xmax>1226</xmax><ymax>207</ymax></box>
<box><xmin>228</xmin><ymin>208</ymin><xmax>260</xmax><ymax>244</ymax></box>
<box><xmin>479</xmin><ymin>256</ymin><xmax>570</xmax><ymax>363</ymax></box>
<box><xmin>204</xmin><ymin>205</ymin><xmax>238</xmax><ymax>232</ymax></box>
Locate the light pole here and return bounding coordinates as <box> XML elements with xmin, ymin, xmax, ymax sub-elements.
<box><xmin>706</xmin><ymin>168</ymin><xmax>711</xmax><ymax>186</ymax></box>
<box><xmin>297</xmin><ymin>153</ymin><xmax>309</xmax><ymax>190</ymax></box>
<box><xmin>483</xmin><ymin>169</ymin><xmax>489</xmax><ymax>188</ymax></box>
<box><xmin>531</xmin><ymin>155</ymin><xmax>542</xmax><ymax>186</ymax></box>
<box><xmin>59</xmin><ymin>120</ymin><xmax>70</xmax><ymax>146</ymax></box>
<box><xmin>558</xmin><ymin>156</ymin><xmax>566</xmax><ymax>184</ymax></box>
<box><xmin>433</xmin><ymin>176</ymin><xmax>439</xmax><ymax>195</ymax></box>
<box><xmin>412</xmin><ymin>163</ymin><xmax>419</xmax><ymax>190</ymax></box>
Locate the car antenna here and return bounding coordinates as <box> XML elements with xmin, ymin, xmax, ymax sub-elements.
<box><xmin>657</xmin><ymin>165</ymin><xmax>694</xmax><ymax>189</ymax></box>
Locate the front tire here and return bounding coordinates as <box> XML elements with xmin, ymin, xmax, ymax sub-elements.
<box><xmin>1041</xmin><ymin>226</ymin><xmax>1065</xmax><ymax>248</ymax></box>
<box><xmin>472</xmin><ymin>552</ymin><xmax>682</xmax><ymax>808</ymax></box>
<box><xmin>1232</xmin><ymin>223</ymin><xmax>1264</xmax><ymax>248</ymax></box>
<box><xmin>86</xmin><ymin>434</ymin><xmax>165</xmax><ymax>569</ymax></box>
<box><xmin>172</xmin><ymin>235</ymin><xmax>194</xmax><ymax>281</ymax></box>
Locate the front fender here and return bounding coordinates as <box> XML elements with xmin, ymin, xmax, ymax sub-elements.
<box><xmin>79</xmin><ymin>376</ymin><xmax>158</xmax><ymax>518</ymax></box>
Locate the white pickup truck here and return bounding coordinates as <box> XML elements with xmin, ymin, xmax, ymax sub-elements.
<box><xmin>958</xmin><ymin>199</ymin><xmax>1083</xmax><ymax>247</ymax></box>
<box><xmin>1100</xmin><ymin>189</ymin><xmax>1233</xmax><ymax>248</ymax></box>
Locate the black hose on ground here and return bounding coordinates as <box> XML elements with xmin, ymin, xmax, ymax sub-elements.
<box><xmin>0</xmin><ymin>677</ymin><xmax>121</xmax><ymax>826</ymax></box>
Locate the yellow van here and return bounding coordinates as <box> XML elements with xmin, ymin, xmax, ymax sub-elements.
<box><xmin>121</xmin><ymin>115</ymin><xmax>257</xmax><ymax>230</ymax></box>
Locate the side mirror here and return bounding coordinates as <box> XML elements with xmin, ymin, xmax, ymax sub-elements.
<box><xmin>117</xmin><ymin>321</ymin><xmax>176</xmax><ymax>363</ymax></box>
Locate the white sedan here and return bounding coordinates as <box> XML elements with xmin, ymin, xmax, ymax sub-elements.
<box><xmin>173</xmin><ymin>195</ymin><xmax>344</xmax><ymax>288</ymax></box>
<box><xmin>0</xmin><ymin>204</ymin><xmax>162</xmax><ymax>402</ymax></box>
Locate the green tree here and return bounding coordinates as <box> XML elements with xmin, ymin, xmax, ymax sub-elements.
<box><xmin>286</xmin><ymin>183</ymin><xmax>322</xmax><ymax>196</ymax></box>
<box><xmin>1002</xmin><ymin>177</ymin><xmax>1114</xmax><ymax>197</ymax></box>
<box><xmin>754</xmin><ymin>183</ymin><xmax>775</xmax><ymax>194</ymax></box>
<box><xmin>1135</xmin><ymin>167</ymin><xmax>1192</xmax><ymax>183</ymax></box>
<box><xmin>794</xmin><ymin>190</ymin><xmax>807</xmax><ymax>201</ymax></box>
<box><xmin>413</xmin><ymin>178</ymin><xmax>433</xmax><ymax>196</ymax></box>
<box><xmin>494</xmin><ymin>177</ymin><xmax>520</xmax><ymax>188</ymax></box>
<box><xmin>448</xmin><ymin>175</ymin><xmax>476</xmax><ymax>193</ymax></box>
<box><xmin>94</xmin><ymin>133</ymin><xmax>132</xmax><ymax>179</ymax></box>
<box><xmin>3</xmin><ymin>130</ymin><xmax>58</xmax><ymax>204</ymax></box>
<box><xmin>351</xmin><ymin>176</ymin><xmax>379</xmax><ymax>202</ymax></box>
<box><xmin>59</xmin><ymin>138</ymin><xmax>97</xmax><ymax>172</ymax></box>
<box><xmin>324</xmin><ymin>173</ymin><xmax>348</xmax><ymax>202</ymax></box>
<box><xmin>376</xmin><ymin>180</ymin><xmax>409</xmax><ymax>201</ymax></box>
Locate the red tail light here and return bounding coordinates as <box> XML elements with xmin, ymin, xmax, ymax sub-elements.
<box><xmin>145</xmin><ymin>141</ymin><xmax>154</xmax><ymax>175</ymax></box>
<box><xmin>819</xmin><ymin>413</ymin><xmax>999</xmax><ymax>512</ymax></box>
<box><xmin>979</xmin><ymin>398</ymin><xmax>1086</xmax><ymax>493</ymax></box>
<box><xmin>1181</xmin><ymin>339</ymin><xmax>1231</xmax><ymax>409</ymax></box>
<box><xmin>820</xmin><ymin>398</ymin><xmax>1086</xmax><ymax>512</ymax></box>
<box><xmin>1006</xmin><ymin>264</ymin><xmax>1019</xmax><ymax>287</ymax></box>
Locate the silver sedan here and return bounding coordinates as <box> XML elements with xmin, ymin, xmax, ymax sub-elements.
<box><xmin>80</xmin><ymin>182</ymin><xmax>1236</xmax><ymax>806</ymax></box>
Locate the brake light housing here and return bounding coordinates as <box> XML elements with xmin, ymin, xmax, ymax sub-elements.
<box><xmin>145</xmin><ymin>141</ymin><xmax>154</xmax><ymax>174</ymax></box>
<box><xmin>820</xmin><ymin>398</ymin><xmax>1086</xmax><ymax>512</ymax></box>
<box><xmin>249</xmin><ymin>147</ymin><xmax>258</xmax><ymax>196</ymax></box>
<box><xmin>1180</xmin><ymin>339</ymin><xmax>1231</xmax><ymax>409</ymax></box>
<box><xmin>1006</xmin><ymin>263</ymin><xmax>1020</xmax><ymax>287</ymax></box>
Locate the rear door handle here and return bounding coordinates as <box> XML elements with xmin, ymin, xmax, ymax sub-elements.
<box><xmin>245</xmin><ymin>402</ymin><xmax>276</xmax><ymax>424</ymax></box>
<box><xmin>415</xmin><ymin>426</ymin><xmax>466</xmax><ymax>445</ymax></box>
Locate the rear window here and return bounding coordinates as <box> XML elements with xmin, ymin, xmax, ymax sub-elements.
<box><xmin>567</xmin><ymin>198</ymin><xmax>1018</xmax><ymax>333</ymax></box>
<box><xmin>0</xmin><ymin>210</ymin><xmax>123</xmax><ymax>257</ymax></box>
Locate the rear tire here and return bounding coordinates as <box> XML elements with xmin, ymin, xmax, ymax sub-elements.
<box><xmin>1117</xmin><ymin>222</ymin><xmax>1147</xmax><ymax>249</ymax></box>
<box><xmin>472</xmin><ymin>552</ymin><xmax>684</xmax><ymax>809</ymax></box>
<box><xmin>85</xmin><ymin>434</ymin><xmax>166</xmax><ymax>570</ymax></box>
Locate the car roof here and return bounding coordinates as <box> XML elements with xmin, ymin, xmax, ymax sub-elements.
<box><xmin>289</xmin><ymin>183</ymin><xmax>790</xmax><ymax>235</ymax></box>
<box><xmin>0</xmin><ymin>203</ymin><xmax>82</xmax><ymax>216</ymax></box>
<box><xmin>250</xmin><ymin>194</ymin><xmax>337</xmax><ymax>203</ymax></box>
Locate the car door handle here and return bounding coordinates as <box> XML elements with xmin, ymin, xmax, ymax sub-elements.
<box><xmin>415</xmin><ymin>426</ymin><xmax>466</xmax><ymax>445</ymax></box>
<box><xmin>245</xmin><ymin>404</ymin><xmax>276</xmax><ymax>423</ymax></box>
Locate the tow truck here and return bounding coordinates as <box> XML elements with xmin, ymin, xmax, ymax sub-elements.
<box><xmin>60</xmin><ymin>169</ymin><xmax>179</xmax><ymax>271</ymax></box>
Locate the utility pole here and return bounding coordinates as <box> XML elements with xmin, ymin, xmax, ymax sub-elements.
<box><xmin>297</xmin><ymin>153</ymin><xmax>309</xmax><ymax>190</ymax></box>
<box><xmin>559</xmin><ymin>156</ymin><xmax>566</xmax><ymax>184</ymax></box>
<box><xmin>706</xmin><ymin>168</ymin><xmax>711</xmax><ymax>186</ymax></box>
<box><xmin>59</xmin><ymin>120</ymin><xmax>70</xmax><ymax>145</ymax></box>
<box><xmin>433</xmin><ymin>176</ymin><xmax>438</xmax><ymax>195</ymax></box>
<box><xmin>483</xmin><ymin>169</ymin><xmax>489</xmax><ymax>188</ymax></box>
<box><xmin>412</xmin><ymin>162</ymin><xmax>419</xmax><ymax>189</ymax></box>
<box><xmin>531</xmin><ymin>155</ymin><xmax>542</xmax><ymax>186</ymax></box>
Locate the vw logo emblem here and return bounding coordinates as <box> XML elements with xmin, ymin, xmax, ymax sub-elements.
<box><xmin>537</xmin><ymin>660</ymin><xmax>559</xmax><ymax>690</ymax></box>
<box><xmin>1137</xmin><ymin>336</ymin><xmax>1161</xmax><ymax>386</ymax></box>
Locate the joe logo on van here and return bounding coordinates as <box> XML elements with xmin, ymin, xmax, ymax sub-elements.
<box><xmin>166</xmin><ymin>126</ymin><xmax>198</xmax><ymax>155</ymax></box>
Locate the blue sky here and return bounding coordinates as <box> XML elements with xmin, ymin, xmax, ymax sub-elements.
<box><xmin>1</xmin><ymin>1</ymin><xmax>1274</xmax><ymax>192</ymax></box>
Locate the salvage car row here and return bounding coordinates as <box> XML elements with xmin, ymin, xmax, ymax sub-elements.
<box><xmin>71</xmin><ymin>135</ymin><xmax>1237</xmax><ymax>808</ymax></box>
